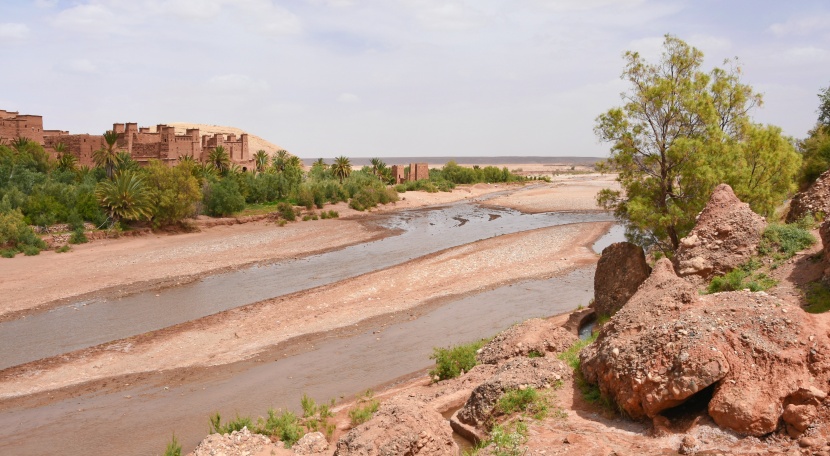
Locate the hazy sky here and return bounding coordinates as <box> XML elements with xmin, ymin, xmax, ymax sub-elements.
<box><xmin>2</xmin><ymin>0</ymin><xmax>829</xmax><ymax>158</ymax></box>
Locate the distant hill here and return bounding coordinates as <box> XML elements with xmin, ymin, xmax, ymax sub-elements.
<box><xmin>158</xmin><ymin>123</ymin><xmax>286</xmax><ymax>156</ymax></box>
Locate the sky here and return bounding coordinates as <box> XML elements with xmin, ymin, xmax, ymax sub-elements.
<box><xmin>1</xmin><ymin>1</ymin><xmax>830</xmax><ymax>158</ymax></box>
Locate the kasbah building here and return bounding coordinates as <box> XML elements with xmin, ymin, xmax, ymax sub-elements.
<box><xmin>0</xmin><ymin>109</ymin><xmax>253</xmax><ymax>169</ymax></box>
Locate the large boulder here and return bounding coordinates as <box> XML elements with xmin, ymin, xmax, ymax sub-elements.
<box><xmin>456</xmin><ymin>356</ymin><xmax>571</xmax><ymax>428</ymax></box>
<box><xmin>787</xmin><ymin>169</ymin><xmax>830</xmax><ymax>223</ymax></box>
<box><xmin>333</xmin><ymin>396</ymin><xmax>457</xmax><ymax>456</ymax></box>
<box><xmin>580</xmin><ymin>258</ymin><xmax>830</xmax><ymax>436</ymax></box>
<box><xmin>476</xmin><ymin>318</ymin><xmax>576</xmax><ymax>365</ymax></box>
<box><xmin>593</xmin><ymin>242</ymin><xmax>651</xmax><ymax>316</ymax></box>
<box><xmin>675</xmin><ymin>184</ymin><xmax>765</xmax><ymax>284</ymax></box>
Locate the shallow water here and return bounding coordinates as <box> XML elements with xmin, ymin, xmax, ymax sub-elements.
<box><xmin>0</xmin><ymin>204</ymin><xmax>611</xmax><ymax>370</ymax></box>
<box><xmin>0</xmin><ymin>267</ymin><xmax>596</xmax><ymax>456</ymax></box>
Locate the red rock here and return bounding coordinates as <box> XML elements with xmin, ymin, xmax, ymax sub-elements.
<box><xmin>593</xmin><ymin>242</ymin><xmax>651</xmax><ymax>317</ymax></box>
<box><xmin>674</xmin><ymin>184</ymin><xmax>765</xmax><ymax>284</ymax></box>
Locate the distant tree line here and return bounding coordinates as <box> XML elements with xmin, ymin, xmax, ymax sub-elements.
<box><xmin>0</xmin><ymin>139</ymin><xmax>530</xmax><ymax>257</ymax></box>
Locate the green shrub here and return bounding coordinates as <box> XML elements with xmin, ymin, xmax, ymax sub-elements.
<box><xmin>203</xmin><ymin>178</ymin><xmax>246</xmax><ymax>217</ymax></box>
<box><xmin>258</xmin><ymin>409</ymin><xmax>302</xmax><ymax>447</ymax></box>
<box><xmin>56</xmin><ymin>245</ymin><xmax>71</xmax><ymax>253</ymax></box>
<box><xmin>163</xmin><ymin>434</ymin><xmax>181</xmax><ymax>456</ymax></box>
<box><xmin>277</xmin><ymin>202</ymin><xmax>296</xmax><ymax>221</ymax></box>
<box><xmin>557</xmin><ymin>333</ymin><xmax>596</xmax><ymax>370</ymax></box>
<box><xmin>348</xmin><ymin>390</ymin><xmax>380</xmax><ymax>427</ymax></box>
<box><xmin>302</xmin><ymin>214</ymin><xmax>311</xmax><ymax>221</ymax></box>
<box><xmin>759</xmin><ymin>223</ymin><xmax>817</xmax><ymax>259</ymax></box>
<box><xmin>429</xmin><ymin>339</ymin><xmax>488</xmax><ymax>382</ymax></box>
<box><xmin>805</xmin><ymin>282</ymin><xmax>830</xmax><ymax>314</ymax></box>
<box><xmin>69</xmin><ymin>227</ymin><xmax>88</xmax><ymax>244</ymax></box>
<box><xmin>209</xmin><ymin>412</ymin><xmax>253</xmax><ymax>435</ymax></box>
<box><xmin>1</xmin><ymin>249</ymin><xmax>16</xmax><ymax>258</ymax></box>
<box><xmin>21</xmin><ymin>244</ymin><xmax>41</xmax><ymax>256</ymax></box>
<box><xmin>527</xmin><ymin>350</ymin><xmax>543</xmax><ymax>358</ymax></box>
<box><xmin>327</xmin><ymin>210</ymin><xmax>338</xmax><ymax>218</ymax></box>
<box><xmin>497</xmin><ymin>387</ymin><xmax>545</xmax><ymax>417</ymax></box>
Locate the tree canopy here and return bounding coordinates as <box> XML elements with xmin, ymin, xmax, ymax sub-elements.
<box><xmin>596</xmin><ymin>35</ymin><xmax>800</xmax><ymax>254</ymax></box>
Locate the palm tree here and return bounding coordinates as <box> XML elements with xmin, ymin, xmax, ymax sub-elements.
<box><xmin>369</xmin><ymin>158</ymin><xmax>382</xmax><ymax>178</ymax></box>
<box><xmin>93</xmin><ymin>130</ymin><xmax>121</xmax><ymax>179</ymax></box>
<box><xmin>95</xmin><ymin>171</ymin><xmax>153</xmax><ymax>224</ymax></box>
<box><xmin>178</xmin><ymin>154</ymin><xmax>196</xmax><ymax>165</ymax></box>
<box><xmin>314</xmin><ymin>158</ymin><xmax>326</xmax><ymax>167</ymax></box>
<box><xmin>10</xmin><ymin>137</ymin><xmax>31</xmax><ymax>153</ymax></box>
<box><xmin>208</xmin><ymin>146</ymin><xmax>231</xmax><ymax>176</ymax></box>
<box><xmin>331</xmin><ymin>155</ymin><xmax>352</xmax><ymax>183</ymax></box>
<box><xmin>54</xmin><ymin>142</ymin><xmax>77</xmax><ymax>172</ymax></box>
<box><xmin>272</xmin><ymin>149</ymin><xmax>289</xmax><ymax>172</ymax></box>
<box><xmin>253</xmin><ymin>150</ymin><xmax>269</xmax><ymax>173</ymax></box>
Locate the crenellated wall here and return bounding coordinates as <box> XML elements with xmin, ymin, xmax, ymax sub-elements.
<box><xmin>2</xmin><ymin>109</ymin><xmax>253</xmax><ymax>168</ymax></box>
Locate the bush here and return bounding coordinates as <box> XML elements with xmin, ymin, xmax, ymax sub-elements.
<box><xmin>1</xmin><ymin>249</ymin><xmax>16</xmax><ymax>258</ymax></box>
<box><xmin>258</xmin><ymin>409</ymin><xmax>302</xmax><ymax>447</ymax></box>
<box><xmin>759</xmin><ymin>223</ymin><xmax>816</xmax><ymax>259</ymax></box>
<box><xmin>209</xmin><ymin>412</ymin><xmax>253</xmax><ymax>435</ymax></box>
<box><xmin>69</xmin><ymin>227</ymin><xmax>88</xmax><ymax>244</ymax></box>
<box><xmin>805</xmin><ymin>282</ymin><xmax>830</xmax><ymax>314</ymax></box>
<box><xmin>203</xmin><ymin>178</ymin><xmax>246</xmax><ymax>217</ymax></box>
<box><xmin>163</xmin><ymin>434</ymin><xmax>181</xmax><ymax>456</ymax></box>
<box><xmin>497</xmin><ymin>387</ymin><xmax>544</xmax><ymax>416</ymax></box>
<box><xmin>0</xmin><ymin>208</ymin><xmax>47</xmax><ymax>255</ymax></box>
<box><xmin>277</xmin><ymin>202</ymin><xmax>296</xmax><ymax>221</ymax></box>
<box><xmin>55</xmin><ymin>245</ymin><xmax>71</xmax><ymax>253</ymax></box>
<box><xmin>348</xmin><ymin>390</ymin><xmax>380</xmax><ymax>427</ymax></box>
<box><xmin>429</xmin><ymin>339</ymin><xmax>488</xmax><ymax>382</ymax></box>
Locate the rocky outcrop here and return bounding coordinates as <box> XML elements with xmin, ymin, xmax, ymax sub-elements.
<box><xmin>788</xmin><ymin>169</ymin><xmax>830</xmax><ymax>223</ymax></box>
<box><xmin>593</xmin><ymin>242</ymin><xmax>651</xmax><ymax>316</ymax></box>
<box><xmin>580</xmin><ymin>259</ymin><xmax>830</xmax><ymax>436</ymax></box>
<box><xmin>457</xmin><ymin>356</ymin><xmax>571</xmax><ymax>428</ymax></box>
<box><xmin>333</xmin><ymin>396</ymin><xmax>457</xmax><ymax>456</ymax></box>
<box><xmin>476</xmin><ymin>318</ymin><xmax>577</xmax><ymax>365</ymax></box>
<box><xmin>294</xmin><ymin>432</ymin><xmax>328</xmax><ymax>455</ymax></box>
<box><xmin>191</xmin><ymin>427</ymin><xmax>284</xmax><ymax>456</ymax></box>
<box><xmin>674</xmin><ymin>184</ymin><xmax>765</xmax><ymax>284</ymax></box>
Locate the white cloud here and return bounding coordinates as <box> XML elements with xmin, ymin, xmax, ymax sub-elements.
<box><xmin>769</xmin><ymin>14</ymin><xmax>830</xmax><ymax>37</ymax></box>
<box><xmin>34</xmin><ymin>0</ymin><xmax>59</xmax><ymax>9</ymax></box>
<box><xmin>51</xmin><ymin>4</ymin><xmax>121</xmax><ymax>34</ymax></box>
<box><xmin>528</xmin><ymin>0</ymin><xmax>646</xmax><ymax>12</ymax></box>
<box><xmin>204</xmin><ymin>74</ymin><xmax>270</xmax><ymax>93</ymax></box>
<box><xmin>337</xmin><ymin>93</ymin><xmax>360</xmax><ymax>103</ymax></box>
<box><xmin>0</xmin><ymin>23</ymin><xmax>30</xmax><ymax>41</ymax></box>
<box><xmin>66</xmin><ymin>59</ymin><xmax>99</xmax><ymax>74</ymax></box>
<box><xmin>404</xmin><ymin>0</ymin><xmax>489</xmax><ymax>31</ymax></box>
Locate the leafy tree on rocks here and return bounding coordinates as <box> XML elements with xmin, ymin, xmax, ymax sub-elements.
<box><xmin>595</xmin><ymin>35</ymin><xmax>798</xmax><ymax>254</ymax></box>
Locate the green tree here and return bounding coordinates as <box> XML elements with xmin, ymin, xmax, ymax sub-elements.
<box><xmin>798</xmin><ymin>126</ymin><xmax>830</xmax><ymax>188</ymax></box>
<box><xmin>818</xmin><ymin>84</ymin><xmax>830</xmax><ymax>128</ymax></box>
<box><xmin>143</xmin><ymin>160</ymin><xmax>202</xmax><ymax>227</ymax></box>
<box><xmin>331</xmin><ymin>156</ymin><xmax>352</xmax><ymax>184</ymax></box>
<box><xmin>203</xmin><ymin>177</ymin><xmax>246</xmax><ymax>216</ymax></box>
<box><xmin>253</xmin><ymin>150</ymin><xmax>269</xmax><ymax>173</ymax></box>
<box><xmin>271</xmin><ymin>149</ymin><xmax>290</xmax><ymax>173</ymax></box>
<box><xmin>95</xmin><ymin>171</ymin><xmax>153</xmax><ymax>224</ymax></box>
<box><xmin>93</xmin><ymin>130</ymin><xmax>121</xmax><ymax>179</ymax></box>
<box><xmin>55</xmin><ymin>143</ymin><xmax>78</xmax><ymax>173</ymax></box>
<box><xmin>208</xmin><ymin>146</ymin><xmax>231</xmax><ymax>176</ymax></box>
<box><xmin>595</xmin><ymin>35</ymin><xmax>795</xmax><ymax>253</ymax></box>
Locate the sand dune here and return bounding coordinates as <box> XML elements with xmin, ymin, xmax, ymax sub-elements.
<box><xmin>160</xmin><ymin>122</ymin><xmax>286</xmax><ymax>156</ymax></box>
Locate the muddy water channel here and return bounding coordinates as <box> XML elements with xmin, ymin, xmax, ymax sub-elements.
<box><xmin>0</xmin><ymin>203</ymin><xmax>612</xmax><ymax>370</ymax></box>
